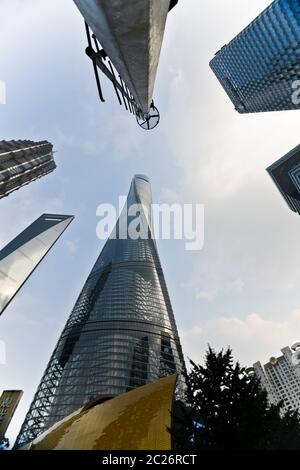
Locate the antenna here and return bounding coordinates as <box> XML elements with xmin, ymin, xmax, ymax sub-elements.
<box><xmin>84</xmin><ymin>22</ymin><xmax>160</xmax><ymax>130</ymax></box>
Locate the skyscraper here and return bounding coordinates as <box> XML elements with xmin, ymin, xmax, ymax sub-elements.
<box><xmin>0</xmin><ymin>140</ymin><xmax>56</xmax><ymax>199</ymax></box>
<box><xmin>210</xmin><ymin>0</ymin><xmax>300</xmax><ymax>113</ymax></box>
<box><xmin>0</xmin><ymin>214</ymin><xmax>74</xmax><ymax>316</ymax></box>
<box><xmin>0</xmin><ymin>391</ymin><xmax>23</xmax><ymax>448</ymax></box>
<box><xmin>15</xmin><ymin>175</ymin><xmax>185</xmax><ymax>447</ymax></box>
<box><xmin>248</xmin><ymin>343</ymin><xmax>300</xmax><ymax>413</ymax></box>
<box><xmin>266</xmin><ymin>144</ymin><xmax>300</xmax><ymax>214</ymax></box>
<box><xmin>74</xmin><ymin>0</ymin><xmax>179</xmax><ymax>127</ymax></box>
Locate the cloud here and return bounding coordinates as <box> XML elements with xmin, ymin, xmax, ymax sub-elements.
<box><xmin>104</xmin><ymin>114</ymin><xmax>144</xmax><ymax>161</ymax></box>
<box><xmin>231</xmin><ymin>279</ymin><xmax>245</xmax><ymax>292</ymax></box>
<box><xmin>65</xmin><ymin>239</ymin><xmax>79</xmax><ymax>255</ymax></box>
<box><xmin>181</xmin><ymin>277</ymin><xmax>245</xmax><ymax>303</ymax></box>
<box><xmin>195</xmin><ymin>288</ymin><xmax>217</xmax><ymax>302</ymax></box>
<box><xmin>180</xmin><ymin>310</ymin><xmax>300</xmax><ymax>368</ymax></box>
<box><xmin>159</xmin><ymin>186</ymin><xmax>182</xmax><ymax>204</ymax></box>
<box><xmin>159</xmin><ymin>1</ymin><xmax>300</xmax><ymax>306</ymax></box>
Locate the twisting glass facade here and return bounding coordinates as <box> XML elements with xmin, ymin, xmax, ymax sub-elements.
<box><xmin>15</xmin><ymin>175</ymin><xmax>185</xmax><ymax>448</ymax></box>
<box><xmin>0</xmin><ymin>140</ymin><xmax>56</xmax><ymax>199</ymax></box>
<box><xmin>210</xmin><ymin>0</ymin><xmax>300</xmax><ymax>113</ymax></box>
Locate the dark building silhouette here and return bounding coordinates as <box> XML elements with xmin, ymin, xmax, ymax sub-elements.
<box><xmin>0</xmin><ymin>140</ymin><xmax>56</xmax><ymax>199</ymax></box>
<box><xmin>267</xmin><ymin>144</ymin><xmax>300</xmax><ymax>214</ymax></box>
<box><xmin>0</xmin><ymin>391</ymin><xmax>23</xmax><ymax>447</ymax></box>
<box><xmin>15</xmin><ymin>175</ymin><xmax>185</xmax><ymax>447</ymax></box>
<box><xmin>210</xmin><ymin>0</ymin><xmax>300</xmax><ymax>113</ymax></box>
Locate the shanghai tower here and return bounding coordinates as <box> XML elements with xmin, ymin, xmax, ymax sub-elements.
<box><xmin>16</xmin><ymin>175</ymin><xmax>185</xmax><ymax>447</ymax></box>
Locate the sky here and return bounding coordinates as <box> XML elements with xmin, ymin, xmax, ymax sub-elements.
<box><xmin>1</xmin><ymin>0</ymin><xmax>300</xmax><ymax>445</ymax></box>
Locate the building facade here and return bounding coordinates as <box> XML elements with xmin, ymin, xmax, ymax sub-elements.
<box><xmin>0</xmin><ymin>140</ymin><xmax>56</xmax><ymax>199</ymax></box>
<box><xmin>249</xmin><ymin>343</ymin><xmax>300</xmax><ymax>413</ymax></box>
<box><xmin>73</xmin><ymin>0</ymin><xmax>179</xmax><ymax>114</ymax></box>
<box><xmin>0</xmin><ymin>214</ymin><xmax>74</xmax><ymax>316</ymax></box>
<box><xmin>0</xmin><ymin>391</ymin><xmax>23</xmax><ymax>446</ymax></box>
<box><xmin>210</xmin><ymin>0</ymin><xmax>300</xmax><ymax>113</ymax></box>
<box><xmin>267</xmin><ymin>144</ymin><xmax>300</xmax><ymax>214</ymax></box>
<box><xmin>15</xmin><ymin>175</ymin><xmax>185</xmax><ymax>448</ymax></box>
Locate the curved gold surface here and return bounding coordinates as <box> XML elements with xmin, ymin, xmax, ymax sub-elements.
<box><xmin>28</xmin><ymin>375</ymin><xmax>176</xmax><ymax>450</ymax></box>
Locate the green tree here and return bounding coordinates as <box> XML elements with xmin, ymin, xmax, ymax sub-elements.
<box><xmin>172</xmin><ymin>347</ymin><xmax>300</xmax><ymax>450</ymax></box>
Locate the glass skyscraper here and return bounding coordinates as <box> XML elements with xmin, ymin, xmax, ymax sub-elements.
<box><xmin>0</xmin><ymin>140</ymin><xmax>56</xmax><ymax>199</ymax></box>
<box><xmin>0</xmin><ymin>214</ymin><xmax>74</xmax><ymax>316</ymax></box>
<box><xmin>210</xmin><ymin>0</ymin><xmax>300</xmax><ymax>113</ymax></box>
<box><xmin>15</xmin><ymin>175</ymin><xmax>185</xmax><ymax>448</ymax></box>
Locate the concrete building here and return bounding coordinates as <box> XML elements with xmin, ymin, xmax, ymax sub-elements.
<box><xmin>0</xmin><ymin>140</ymin><xmax>56</xmax><ymax>199</ymax></box>
<box><xmin>249</xmin><ymin>343</ymin><xmax>300</xmax><ymax>413</ymax></box>
<box><xmin>73</xmin><ymin>0</ymin><xmax>179</xmax><ymax>115</ymax></box>
<box><xmin>267</xmin><ymin>144</ymin><xmax>300</xmax><ymax>215</ymax></box>
<box><xmin>0</xmin><ymin>391</ymin><xmax>23</xmax><ymax>448</ymax></box>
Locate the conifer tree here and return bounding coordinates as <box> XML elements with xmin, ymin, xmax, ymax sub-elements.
<box><xmin>172</xmin><ymin>347</ymin><xmax>300</xmax><ymax>450</ymax></box>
